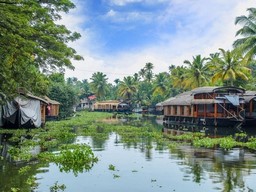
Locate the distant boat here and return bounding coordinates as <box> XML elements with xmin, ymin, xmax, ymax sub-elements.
<box><xmin>93</xmin><ymin>100</ymin><xmax>132</xmax><ymax>113</ymax></box>
<box><xmin>162</xmin><ymin>86</ymin><xmax>246</xmax><ymax>127</ymax></box>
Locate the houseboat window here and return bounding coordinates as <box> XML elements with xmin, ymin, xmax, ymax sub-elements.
<box><xmin>206</xmin><ymin>104</ymin><xmax>214</xmax><ymax>112</ymax></box>
<box><xmin>187</xmin><ymin>106</ymin><xmax>191</xmax><ymax>115</ymax></box>
<box><xmin>180</xmin><ymin>106</ymin><xmax>184</xmax><ymax>115</ymax></box>
<box><xmin>253</xmin><ymin>101</ymin><xmax>256</xmax><ymax>112</ymax></box>
<box><xmin>217</xmin><ymin>105</ymin><xmax>223</xmax><ymax>113</ymax></box>
<box><xmin>245</xmin><ymin>104</ymin><xmax>250</xmax><ymax>113</ymax></box>
<box><xmin>174</xmin><ymin>106</ymin><xmax>177</xmax><ymax>115</ymax></box>
<box><xmin>198</xmin><ymin>105</ymin><xmax>204</xmax><ymax>112</ymax></box>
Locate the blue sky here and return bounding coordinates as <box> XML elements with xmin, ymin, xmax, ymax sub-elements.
<box><xmin>63</xmin><ymin>0</ymin><xmax>256</xmax><ymax>83</ymax></box>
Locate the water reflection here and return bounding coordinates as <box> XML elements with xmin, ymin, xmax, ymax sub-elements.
<box><xmin>1</xmin><ymin>115</ymin><xmax>256</xmax><ymax>191</ymax></box>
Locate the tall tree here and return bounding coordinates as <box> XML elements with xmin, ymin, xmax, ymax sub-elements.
<box><xmin>170</xmin><ymin>66</ymin><xmax>187</xmax><ymax>90</ymax></box>
<box><xmin>48</xmin><ymin>73</ymin><xmax>78</xmax><ymax>118</ymax></box>
<box><xmin>233</xmin><ymin>8</ymin><xmax>256</xmax><ymax>63</ymax></box>
<box><xmin>208</xmin><ymin>48</ymin><xmax>251</xmax><ymax>86</ymax></box>
<box><xmin>183</xmin><ymin>55</ymin><xmax>209</xmax><ymax>88</ymax></box>
<box><xmin>90</xmin><ymin>72</ymin><xmax>109</xmax><ymax>100</ymax></box>
<box><xmin>152</xmin><ymin>72</ymin><xmax>169</xmax><ymax>97</ymax></box>
<box><xmin>144</xmin><ymin>62</ymin><xmax>154</xmax><ymax>83</ymax></box>
<box><xmin>0</xmin><ymin>0</ymin><xmax>83</xmax><ymax>101</ymax></box>
<box><xmin>139</xmin><ymin>68</ymin><xmax>146</xmax><ymax>80</ymax></box>
<box><xmin>118</xmin><ymin>76</ymin><xmax>137</xmax><ymax>100</ymax></box>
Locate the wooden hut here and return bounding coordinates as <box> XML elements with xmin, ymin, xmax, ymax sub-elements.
<box><xmin>43</xmin><ymin>96</ymin><xmax>60</xmax><ymax>120</ymax></box>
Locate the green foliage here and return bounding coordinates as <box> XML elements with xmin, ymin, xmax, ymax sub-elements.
<box><xmin>90</xmin><ymin>72</ymin><xmax>109</xmax><ymax>100</ymax></box>
<box><xmin>52</xmin><ymin>144</ymin><xmax>98</xmax><ymax>177</ymax></box>
<box><xmin>18</xmin><ymin>166</ymin><xmax>31</xmax><ymax>175</ymax></box>
<box><xmin>50</xmin><ymin>181</ymin><xmax>66</xmax><ymax>192</ymax></box>
<box><xmin>48</xmin><ymin>73</ymin><xmax>78</xmax><ymax>118</ymax></box>
<box><xmin>118</xmin><ymin>76</ymin><xmax>137</xmax><ymax>100</ymax></box>
<box><xmin>183</xmin><ymin>55</ymin><xmax>209</xmax><ymax>89</ymax></box>
<box><xmin>234</xmin><ymin>8</ymin><xmax>256</xmax><ymax>63</ymax></box>
<box><xmin>0</xmin><ymin>0</ymin><xmax>83</xmax><ymax>100</ymax></box>
<box><xmin>207</xmin><ymin>48</ymin><xmax>251</xmax><ymax>86</ymax></box>
<box><xmin>108</xmin><ymin>164</ymin><xmax>116</xmax><ymax>171</ymax></box>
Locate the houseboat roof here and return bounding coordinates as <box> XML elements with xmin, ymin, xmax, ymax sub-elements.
<box><xmin>245</xmin><ymin>91</ymin><xmax>256</xmax><ymax>96</ymax></box>
<box><xmin>191</xmin><ymin>86</ymin><xmax>245</xmax><ymax>95</ymax></box>
<box><xmin>162</xmin><ymin>91</ymin><xmax>192</xmax><ymax>106</ymax></box>
<box><xmin>162</xmin><ymin>86</ymin><xmax>245</xmax><ymax>106</ymax></box>
<box><xmin>94</xmin><ymin>100</ymin><xmax>120</xmax><ymax>104</ymax></box>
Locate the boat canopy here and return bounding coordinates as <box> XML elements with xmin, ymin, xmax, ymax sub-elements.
<box><xmin>225</xmin><ymin>95</ymin><xmax>240</xmax><ymax>106</ymax></box>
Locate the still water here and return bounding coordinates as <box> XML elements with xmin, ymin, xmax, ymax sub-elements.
<box><xmin>1</xmin><ymin>116</ymin><xmax>256</xmax><ymax>192</ymax></box>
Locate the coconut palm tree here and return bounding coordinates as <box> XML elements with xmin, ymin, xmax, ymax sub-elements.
<box><xmin>152</xmin><ymin>72</ymin><xmax>169</xmax><ymax>97</ymax></box>
<box><xmin>183</xmin><ymin>55</ymin><xmax>209</xmax><ymax>89</ymax></box>
<box><xmin>208</xmin><ymin>48</ymin><xmax>251</xmax><ymax>86</ymax></box>
<box><xmin>139</xmin><ymin>68</ymin><xmax>146</xmax><ymax>80</ymax></box>
<box><xmin>233</xmin><ymin>8</ymin><xmax>256</xmax><ymax>63</ymax></box>
<box><xmin>118</xmin><ymin>76</ymin><xmax>137</xmax><ymax>100</ymax></box>
<box><xmin>144</xmin><ymin>62</ymin><xmax>154</xmax><ymax>83</ymax></box>
<box><xmin>90</xmin><ymin>72</ymin><xmax>109</xmax><ymax>100</ymax></box>
<box><xmin>170</xmin><ymin>65</ymin><xmax>187</xmax><ymax>90</ymax></box>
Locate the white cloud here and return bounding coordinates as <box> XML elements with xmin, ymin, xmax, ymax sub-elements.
<box><xmin>104</xmin><ymin>9</ymin><xmax>153</xmax><ymax>24</ymax></box>
<box><xmin>108</xmin><ymin>0</ymin><xmax>169</xmax><ymax>6</ymax></box>
<box><xmin>63</xmin><ymin>0</ymin><xmax>256</xmax><ymax>83</ymax></box>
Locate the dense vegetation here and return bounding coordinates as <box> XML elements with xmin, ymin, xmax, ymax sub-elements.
<box><xmin>1</xmin><ymin>1</ymin><xmax>256</xmax><ymax>117</ymax></box>
<box><xmin>57</xmin><ymin>8</ymin><xmax>256</xmax><ymax>116</ymax></box>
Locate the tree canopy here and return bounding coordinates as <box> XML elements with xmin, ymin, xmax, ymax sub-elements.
<box><xmin>0</xmin><ymin>0</ymin><xmax>83</xmax><ymax>101</ymax></box>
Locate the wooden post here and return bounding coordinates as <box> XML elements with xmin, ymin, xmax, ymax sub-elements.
<box><xmin>214</xmin><ymin>103</ymin><xmax>217</xmax><ymax>118</ymax></box>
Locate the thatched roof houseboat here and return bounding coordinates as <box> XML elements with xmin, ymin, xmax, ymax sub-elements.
<box><xmin>163</xmin><ymin>86</ymin><xmax>246</xmax><ymax>127</ymax></box>
<box><xmin>93</xmin><ymin>100</ymin><xmax>131</xmax><ymax>113</ymax></box>
<box><xmin>243</xmin><ymin>91</ymin><xmax>256</xmax><ymax>125</ymax></box>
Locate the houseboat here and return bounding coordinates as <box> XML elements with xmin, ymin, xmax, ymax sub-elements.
<box><xmin>93</xmin><ymin>100</ymin><xmax>131</xmax><ymax>113</ymax></box>
<box><xmin>163</xmin><ymin>86</ymin><xmax>246</xmax><ymax>127</ymax></box>
<box><xmin>243</xmin><ymin>91</ymin><xmax>256</xmax><ymax>126</ymax></box>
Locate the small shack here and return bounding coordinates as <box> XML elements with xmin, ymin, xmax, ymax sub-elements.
<box><xmin>43</xmin><ymin>96</ymin><xmax>60</xmax><ymax>120</ymax></box>
<box><xmin>2</xmin><ymin>93</ymin><xmax>48</xmax><ymax>128</ymax></box>
<box><xmin>155</xmin><ymin>102</ymin><xmax>164</xmax><ymax>115</ymax></box>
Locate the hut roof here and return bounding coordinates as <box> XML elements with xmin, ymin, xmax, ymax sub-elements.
<box><xmin>25</xmin><ymin>93</ymin><xmax>48</xmax><ymax>104</ymax></box>
<box><xmin>43</xmin><ymin>96</ymin><xmax>60</xmax><ymax>105</ymax></box>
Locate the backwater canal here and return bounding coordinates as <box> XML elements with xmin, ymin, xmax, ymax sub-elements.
<box><xmin>1</xmin><ymin>114</ymin><xmax>256</xmax><ymax>192</ymax></box>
